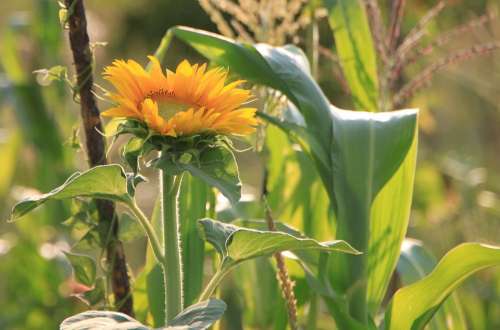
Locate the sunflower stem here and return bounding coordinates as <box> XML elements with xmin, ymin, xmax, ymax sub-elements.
<box><xmin>126</xmin><ymin>199</ymin><xmax>164</xmax><ymax>265</ymax></box>
<box><xmin>161</xmin><ymin>170</ymin><xmax>184</xmax><ymax>324</ymax></box>
<box><xmin>198</xmin><ymin>261</ymin><xmax>234</xmax><ymax>302</ymax></box>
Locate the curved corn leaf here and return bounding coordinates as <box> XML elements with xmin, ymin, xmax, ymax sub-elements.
<box><xmin>365</xmin><ymin>132</ymin><xmax>417</xmax><ymax>313</ymax></box>
<box><xmin>385</xmin><ymin>243</ymin><xmax>500</xmax><ymax>330</ymax></box>
<box><xmin>8</xmin><ymin>164</ymin><xmax>131</xmax><ymax>222</ymax></box>
<box><xmin>395</xmin><ymin>239</ymin><xmax>467</xmax><ymax>330</ymax></box>
<box><xmin>327</xmin><ymin>109</ymin><xmax>417</xmax><ymax>322</ymax></box>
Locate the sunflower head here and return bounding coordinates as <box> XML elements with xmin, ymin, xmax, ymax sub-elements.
<box><xmin>102</xmin><ymin>56</ymin><xmax>258</xmax><ymax>137</ymax></box>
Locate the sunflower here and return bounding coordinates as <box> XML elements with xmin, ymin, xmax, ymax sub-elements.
<box><xmin>101</xmin><ymin>56</ymin><xmax>258</xmax><ymax>137</ymax></box>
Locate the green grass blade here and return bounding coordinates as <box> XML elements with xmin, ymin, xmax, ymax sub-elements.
<box><xmin>8</xmin><ymin>165</ymin><xmax>130</xmax><ymax>221</ymax></box>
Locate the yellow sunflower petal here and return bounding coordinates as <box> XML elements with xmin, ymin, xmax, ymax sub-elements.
<box><xmin>141</xmin><ymin>98</ymin><xmax>167</xmax><ymax>133</ymax></box>
<box><xmin>176</xmin><ymin>59</ymin><xmax>194</xmax><ymax>76</ymax></box>
<box><xmin>101</xmin><ymin>107</ymin><xmax>139</xmax><ymax>118</ymax></box>
<box><xmin>102</xmin><ymin>57</ymin><xmax>258</xmax><ymax>137</ymax></box>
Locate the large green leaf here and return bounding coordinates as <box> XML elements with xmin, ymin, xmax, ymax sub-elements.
<box><xmin>366</xmin><ymin>131</ymin><xmax>417</xmax><ymax>313</ymax></box>
<box><xmin>169</xmin><ymin>298</ymin><xmax>227</xmax><ymax>328</ymax></box>
<box><xmin>167</xmin><ymin>27</ymin><xmax>417</xmax><ymax>326</ymax></box>
<box><xmin>8</xmin><ymin>165</ymin><xmax>131</xmax><ymax>221</ymax></box>
<box><xmin>385</xmin><ymin>243</ymin><xmax>500</xmax><ymax>330</ymax></box>
<box><xmin>198</xmin><ymin>218</ymin><xmax>359</xmax><ymax>265</ymax></box>
<box><xmin>395</xmin><ymin>239</ymin><xmax>467</xmax><ymax>330</ymax></box>
<box><xmin>326</xmin><ymin>109</ymin><xmax>416</xmax><ymax>323</ymax></box>
<box><xmin>60</xmin><ymin>298</ymin><xmax>226</xmax><ymax>330</ymax></box>
<box><xmin>60</xmin><ymin>311</ymin><xmax>148</xmax><ymax>330</ymax></box>
<box><xmin>325</xmin><ymin>0</ymin><xmax>379</xmax><ymax>111</ymax></box>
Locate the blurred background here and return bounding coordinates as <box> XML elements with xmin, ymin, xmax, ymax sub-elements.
<box><xmin>0</xmin><ymin>0</ymin><xmax>499</xmax><ymax>329</ymax></box>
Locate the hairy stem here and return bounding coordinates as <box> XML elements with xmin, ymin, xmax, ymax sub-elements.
<box><xmin>64</xmin><ymin>0</ymin><xmax>133</xmax><ymax>315</ymax></box>
<box><xmin>126</xmin><ymin>200</ymin><xmax>164</xmax><ymax>265</ymax></box>
<box><xmin>161</xmin><ymin>172</ymin><xmax>184</xmax><ymax>323</ymax></box>
<box><xmin>198</xmin><ymin>262</ymin><xmax>233</xmax><ymax>302</ymax></box>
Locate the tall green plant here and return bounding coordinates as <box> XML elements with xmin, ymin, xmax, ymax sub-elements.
<box><xmin>160</xmin><ymin>26</ymin><xmax>500</xmax><ymax>329</ymax></box>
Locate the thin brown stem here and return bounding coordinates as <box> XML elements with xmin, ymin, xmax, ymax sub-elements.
<box><xmin>64</xmin><ymin>0</ymin><xmax>133</xmax><ymax>316</ymax></box>
<box><xmin>387</xmin><ymin>0</ymin><xmax>407</xmax><ymax>52</ymax></box>
<box><xmin>397</xmin><ymin>1</ymin><xmax>446</xmax><ymax>57</ymax></box>
<box><xmin>408</xmin><ymin>12</ymin><xmax>497</xmax><ymax>64</ymax></box>
<box><xmin>388</xmin><ymin>1</ymin><xmax>447</xmax><ymax>88</ymax></box>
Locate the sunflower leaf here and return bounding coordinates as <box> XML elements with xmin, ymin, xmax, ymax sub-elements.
<box><xmin>8</xmin><ymin>165</ymin><xmax>131</xmax><ymax>222</ymax></box>
<box><xmin>60</xmin><ymin>299</ymin><xmax>226</xmax><ymax>330</ymax></box>
<box><xmin>169</xmin><ymin>298</ymin><xmax>227</xmax><ymax>328</ymax></box>
<box><xmin>198</xmin><ymin>218</ymin><xmax>360</xmax><ymax>264</ymax></box>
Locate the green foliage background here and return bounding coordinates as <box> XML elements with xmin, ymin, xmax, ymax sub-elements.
<box><xmin>0</xmin><ymin>0</ymin><xmax>499</xmax><ymax>329</ymax></box>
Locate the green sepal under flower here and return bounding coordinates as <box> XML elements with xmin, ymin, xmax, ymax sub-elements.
<box><xmin>112</xmin><ymin>119</ymin><xmax>243</xmax><ymax>203</ymax></box>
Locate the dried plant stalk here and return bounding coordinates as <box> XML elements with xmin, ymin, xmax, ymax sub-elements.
<box><xmin>264</xmin><ymin>200</ymin><xmax>298</xmax><ymax>330</ymax></box>
<box><xmin>415</xmin><ymin>12</ymin><xmax>497</xmax><ymax>59</ymax></box>
<box><xmin>199</xmin><ymin>0</ymin><xmax>308</xmax><ymax>45</ymax></box>
<box><xmin>388</xmin><ymin>11</ymin><xmax>497</xmax><ymax>87</ymax></box>
<box><xmin>393</xmin><ymin>42</ymin><xmax>500</xmax><ymax>107</ymax></box>
<box><xmin>387</xmin><ymin>0</ymin><xmax>407</xmax><ymax>51</ymax></box>
<box><xmin>397</xmin><ymin>0</ymin><xmax>446</xmax><ymax>57</ymax></box>
<box><xmin>64</xmin><ymin>0</ymin><xmax>133</xmax><ymax>315</ymax></box>
<box><xmin>199</xmin><ymin>0</ymin><xmax>235</xmax><ymax>38</ymax></box>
